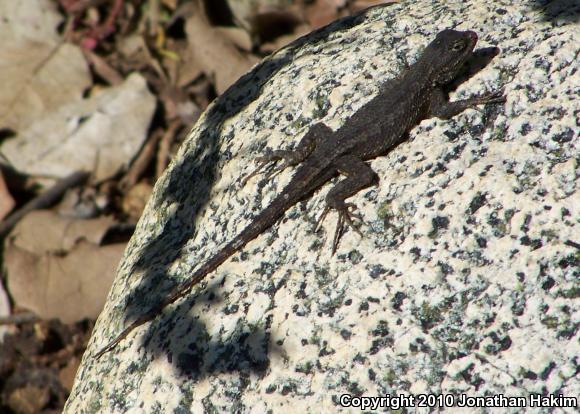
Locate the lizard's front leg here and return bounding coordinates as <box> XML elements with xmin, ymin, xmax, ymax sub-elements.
<box><xmin>243</xmin><ymin>123</ymin><xmax>332</xmax><ymax>184</ymax></box>
<box><xmin>317</xmin><ymin>154</ymin><xmax>379</xmax><ymax>254</ymax></box>
<box><xmin>429</xmin><ymin>88</ymin><xmax>505</xmax><ymax>119</ymax></box>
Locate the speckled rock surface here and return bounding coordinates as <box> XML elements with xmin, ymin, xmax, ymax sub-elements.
<box><xmin>65</xmin><ymin>1</ymin><xmax>579</xmax><ymax>413</ymax></box>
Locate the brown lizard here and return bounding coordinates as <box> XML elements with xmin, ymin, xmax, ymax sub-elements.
<box><xmin>95</xmin><ymin>29</ymin><xmax>504</xmax><ymax>358</ymax></box>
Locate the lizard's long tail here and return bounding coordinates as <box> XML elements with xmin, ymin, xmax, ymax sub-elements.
<box><xmin>94</xmin><ymin>188</ymin><xmax>299</xmax><ymax>359</ymax></box>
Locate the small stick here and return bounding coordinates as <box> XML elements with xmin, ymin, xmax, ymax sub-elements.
<box><xmin>118</xmin><ymin>131</ymin><xmax>162</xmax><ymax>192</ymax></box>
<box><xmin>0</xmin><ymin>311</ymin><xmax>40</xmax><ymax>325</ymax></box>
<box><xmin>0</xmin><ymin>171</ymin><xmax>90</xmax><ymax>238</ymax></box>
<box><xmin>156</xmin><ymin>120</ymin><xmax>181</xmax><ymax>179</ymax></box>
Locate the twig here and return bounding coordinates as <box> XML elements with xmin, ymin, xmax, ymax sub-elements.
<box><xmin>156</xmin><ymin>119</ymin><xmax>181</xmax><ymax>179</ymax></box>
<box><xmin>0</xmin><ymin>171</ymin><xmax>90</xmax><ymax>238</ymax></box>
<box><xmin>148</xmin><ymin>0</ymin><xmax>161</xmax><ymax>37</ymax></box>
<box><xmin>82</xmin><ymin>48</ymin><xmax>124</xmax><ymax>85</ymax></box>
<box><xmin>118</xmin><ymin>130</ymin><xmax>162</xmax><ymax>192</ymax></box>
<box><xmin>0</xmin><ymin>312</ymin><xmax>40</xmax><ymax>325</ymax></box>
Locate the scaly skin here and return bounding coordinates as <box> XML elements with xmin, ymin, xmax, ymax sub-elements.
<box><xmin>94</xmin><ymin>29</ymin><xmax>504</xmax><ymax>359</ymax></box>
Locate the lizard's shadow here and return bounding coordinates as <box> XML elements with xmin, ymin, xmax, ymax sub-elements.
<box><xmin>447</xmin><ymin>46</ymin><xmax>501</xmax><ymax>93</ymax></box>
<box><xmin>105</xmin><ymin>5</ymin><xmax>393</xmax><ymax>379</ymax></box>
<box><xmin>105</xmin><ymin>11</ymin><xmax>505</xmax><ymax>379</ymax></box>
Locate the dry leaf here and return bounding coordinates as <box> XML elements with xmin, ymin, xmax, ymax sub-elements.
<box><xmin>58</xmin><ymin>356</ymin><xmax>81</xmax><ymax>392</ymax></box>
<box><xmin>175</xmin><ymin>43</ymin><xmax>204</xmax><ymax>88</ymax></box>
<box><xmin>5</xmin><ymin>211</ymin><xmax>125</xmax><ymax>322</ymax></box>
<box><xmin>185</xmin><ymin>2</ymin><xmax>257</xmax><ymax>94</ymax></box>
<box><xmin>0</xmin><ymin>170</ymin><xmax>15</xmax><ymax>220</ymax></box>
<box><xmin>215</xmin><ymin>27</ymin><xmax>254</xmax><ymax>52</ymax></box>
<box><xmin>9</xmin><ymin>210</ymin><xmax>116</xmax><ymax>254</ymax></box>
<box><xmin>1</xmin><ymin>74</ymin><xmax>156</xmax><ymax>182</ymax></box>
<box><xmin>305</xmin><ymin>0</ymin><xmax>343</xmax><ymax>28</ymax></box>
<box><xmin>6</xmin><ymin>241</ymin><xmax>124</xmax><ymax>323</ymax></box>
<box><xmin>161</xmin><ymin>0</ymin><xmax>178</xmax><ymax>10</ymax></box>
<box><xmin>121</xmin><ymin>181</ymin><xmax>153</xmax><ymax>221</ymax></box>
<box><xmin>7</xmin><ymin>384</ymin><xmax>50</xmax><ymax>414</ymax></box>
<box><xmin>260</xmin><ymin>24</ymin><xmax>310</xmax><ymax>53</ymax></box>
<box><xmin>0</xmin><ymin>0</ymin><xmax>91</xmax><ymax>132</ymax></box>
<box><xmin>226</xmin><ymin>0</ymin><xmax>298</xmax><ymax>31</ymax></box>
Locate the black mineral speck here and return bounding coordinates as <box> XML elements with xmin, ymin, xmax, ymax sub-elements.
<box><xmin>468</xmin><ymin>192</ymin><xmax>487</xmax><ymax>214</ymax></box>
<box><xmin>391</xmin><ymin>292</ymin><xmax>407</xmax><ymax>311</ymax></box>
<box><xmin>223</xmin><ymin>304</ymin><xmax>239</xmax><ymax>315</ymax></box>
<box><xmin>318</xmin><ymin>343</ymin><xmax>335</xmax><ymax>357</ymax></box>
<box><xmin>369</xmin><ymin>264</ymin><xmax>387</xmax><ymax>279</ymax></box>
<box><xmin>485</xmin><ymin>332</ymin><xmax>512</xmax><ymax>355</ymax></box>
<box><xmin>561</xmin><ymin>207</ymin><xmax>571</xmax><ymax>217</ymax></box>
<box><xmin>438</xmin><ymin>261</ymin><xmax>454</xmax><ymax>275</ymax></box>
<box><xmin>348</xmin><ymin>249</ymin><xmax>363</xmax><ymax>264</ymax></box>
<box><xmin>476</xmin><ymin>237</ymin><xmax>487</xmax><ymax>248</ymax></box>
<box><xmin>433</xmin><ymin>216</ymin><xmax>449</xmax><ymax>230</ymax></box>
<box><xmin>552</xmin><ymin>128</ymin><xmax>574</xmax><ymax>143</ymax></box>
<box><xmin>541</xmin><ymin>277</ymin><xmax>555</xmax><ymax>290</ymax></box>
<box><xmin>520</xmin><ymin>214</ymin><xmax>532</xmax><ymax>232</ymax></box>
<box><xmin>520</xmin><ymin>236</ymin><xmax>542</xmax><ymax>250</ymax></box>
<box><xmin>340</xmin><ymin>329</ymin><xmax>352</xmax><ymax>340</ymax></box>
<box><xmin>370</xmin><ymin>321</ymin><xmax>389</xmax><ymax>337</ymax></box>
<box><xmin>429</xmin><ymin>216</ymin><xmax>450</xmax><ymax>237</ymax></box>
<box><xmin>280</xmin><ymin>383</ymin><xmax>296</xmax><ymax>396</ymax></box>
<box><xmin>558</xmin><ymin>253</ymin><xmax>580</xmax><ymax>269</ymax></box>
<box><xmin>540</xmin><ymin>362</ymin><xmax>556</xmax><ymax>380</ymax></box>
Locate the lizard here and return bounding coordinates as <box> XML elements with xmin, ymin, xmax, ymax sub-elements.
<box><xmin>94</xmin><ymin>29</ymin><xmax>505</xmax><ymax>358</ymax></box>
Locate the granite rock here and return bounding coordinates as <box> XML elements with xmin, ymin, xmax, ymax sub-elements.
<box><xmin>65</xmin><ymin>1</ymin><xmax>579</xmax><ymax>413</ymax></box>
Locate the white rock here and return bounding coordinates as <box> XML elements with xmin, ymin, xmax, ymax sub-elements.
<box><xmin>65</xmin><ymin>1</ymin><xmax>579</xmax><ymax>412</ymax></box>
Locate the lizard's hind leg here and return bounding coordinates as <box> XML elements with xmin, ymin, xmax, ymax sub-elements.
<box><xmin>316</xmin><ymin>155</ymin><xmax>379</xmax><ymax>254</ymax></box>
<box><xmin>242</xmin><ymin>123</ymin><xmax>332</xmax><ymax>184</ymax></box>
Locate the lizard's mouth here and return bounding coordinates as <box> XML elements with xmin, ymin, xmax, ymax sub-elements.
<box><xmin>466</xmin><ymin>31</ymin><xmax>478</xmax><ymax>48</ymax></box>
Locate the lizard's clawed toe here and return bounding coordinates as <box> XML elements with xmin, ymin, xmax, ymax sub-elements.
<box><xmin>315</xmin><ymin>206</ymin><xmax>331</xmax><ymax>233</ymax></box>
<box><xmin>241</xmin><ymin>161</ymin><xmax>268</xmax><ymax>185</ymax></box>
<box><xmin>315</xmin><ymin>204</ymin><xmax>365</xmax><ymax>254</ymax></box>
<box><xmin>242</xmin><ymin>150</ymin><xmax>301</xmax><ymax>185</ymax></box>
<box><xmin>339</xmin><ymin>204</ymin><xmax>364</xmax><ymax>237</ymax></box>
<box><xmin>264</xmin><ymin>162</ymin><xmax>289</xmax><ymax>180</ymax></box>
<box><xmin>242</xmin><ymin>153</ymin><xmax>279</xmax><ymax>185</ymax></box>
<box><xmin>483</xmin><ymin>89</ymin><xmax>506</xmax><ymax>104</ymax></box>
<box><xmin>328</xmin><ymin>204</ymin><xmax>365</xmax><ymax>254</ymax></box>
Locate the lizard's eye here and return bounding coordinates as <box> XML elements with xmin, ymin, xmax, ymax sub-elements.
<box><xmin>451</xmin><ymin>41</ymin><xmax>465</xmax><ymax>52</ymax></box>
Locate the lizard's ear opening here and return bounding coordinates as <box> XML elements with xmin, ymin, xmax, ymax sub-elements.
<box><xmin>450</xmin><ymin>40</ymin><xmax>467</xmax><ymax>52</ymax></box>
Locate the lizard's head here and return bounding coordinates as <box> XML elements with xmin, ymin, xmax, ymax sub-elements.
<box><xmin>423</xmin><ymin>29</ymin><xmax>478</xmax><ymax>85</ymax></box>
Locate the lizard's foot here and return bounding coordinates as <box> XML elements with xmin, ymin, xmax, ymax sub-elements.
<box><xmin>432</xmin><ymin>88</ymin><xmax>506</xmax><ymax>119</ymax></box>
<box><xmin>476</xmin><ymin>89</ymin><xmax>505</xmax><ymax>105</ymax></box>
<box><xmin>316</xmin><ymin>203</ymin><xmax>364</xmax><ymax>254</ymax></box>
<box><xmin>242</xmin><ymin>150</ymin><xmax>301</xmax><ymax>185</ymax></box>
<box><xmin>242</xmin><ymin>158</ymin><xmax>270</xmax><ymax>185</ymax></box>
<box><xmin>332</xmin><ymin>203</ymin><xmax>364</xmax><ymax>254</ymax></box>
